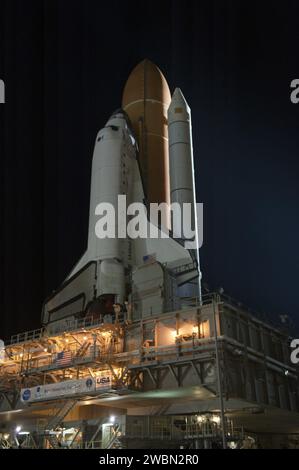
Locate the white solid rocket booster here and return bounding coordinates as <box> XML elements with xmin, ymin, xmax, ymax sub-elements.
<box><xmin>168</xmin><ymin>88</ymin><xmax>201</xmax><ymax>297</ymax></box>
<box><xmin>168</xmin><ymin>89</ymin><xmax>197</xmax><ymax>240</ymax></box>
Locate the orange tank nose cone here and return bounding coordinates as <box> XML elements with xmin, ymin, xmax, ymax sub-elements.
<box><xmin>122</xmin><ymin>60</ymin><xmax>171</xmax><ymax>216</ymax></box>
<box><xmin>122</xmin><ymin>59</ymin><xmax>171</xmax><ymax>108</ymax></box>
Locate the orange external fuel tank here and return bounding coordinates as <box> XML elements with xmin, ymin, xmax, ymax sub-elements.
<box><xmin>122</xmin><ymin>60</ymin><xmax>171</xmax><ymax>212</ymax></box>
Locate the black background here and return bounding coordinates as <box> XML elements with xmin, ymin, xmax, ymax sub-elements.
<box><xmin>0</xmin><ymin>0</ymin><xmax>298</xmax><ymax>339</ymax></box>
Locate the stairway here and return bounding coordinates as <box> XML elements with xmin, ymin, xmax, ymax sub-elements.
<box><xmin>68</xmin><ymin>426</ymin><xmax>82</xmax><ymax>449</ymax></box>
<box><xmin>46</xmin><ymin>399</ymin><xmax>77</xmax><ymax>431</ymax></box>
<box><xmin>85</xmin><ymin>418</ymin><xmax>106</xmax><ymax>448</ymax></box>
<box><xmin>105</xmin><ymin>425</ymin><xmax>124</xmax><ymax>449</ymax></box>
<box><xmin>0</xmin><ymin>438</ymin><xmax>11</xmax><ymax>449</ymax></box>
<box><xmin>75</xmin><ymin>341</ymin><xmax>91</xmax><ymax>359</ymax></box>
<box><xmin>37</xmin><ymin>400</ymin><xmax>78</xmax><ymax>449</ymax></box>
<box><xmin>45</xmin><ymin>433</ymin><xmax>61</xmax><ymax>449</ymax></box>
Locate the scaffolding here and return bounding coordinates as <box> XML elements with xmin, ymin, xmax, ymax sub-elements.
<box><xmin>0</xmin><ymin>294</ymin><xmax>298</xmax><ymax>449</ymax></box>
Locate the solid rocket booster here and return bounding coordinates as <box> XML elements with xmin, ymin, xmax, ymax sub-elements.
<box><xmin>168</xmin><ymin>88</ymin><xmax>198</xmax><ymax>243</ymax></box>
<box><xmin>168</xmin><ymin>88</ymin><xmax>202</xmax><ymax>300</ymax></box>
<box><xmin>122</xmin><ymin>60</ymin><xmax>171</xmax><ymax>213</ymax></box>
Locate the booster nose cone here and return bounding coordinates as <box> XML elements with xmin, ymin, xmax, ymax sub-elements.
<box><xmin>168</xmin><ymin>88</ymin><xmax>191</xmax><ymax>124</ymax></box>
<box><xmin>122</xmin><ymin>60</ymin><xmax>171</xmax><ymax>212</ymax></box>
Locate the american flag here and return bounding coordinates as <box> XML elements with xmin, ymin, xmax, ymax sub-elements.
<box><xmin>56</xmin><ymin>351</ymin><xmax>72</xmax><ymax>366</ymax></box>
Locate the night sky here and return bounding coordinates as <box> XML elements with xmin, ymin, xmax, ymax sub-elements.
<box><xmin>0</xmin><ymin>0</ymin><xmax>298</xmax><ymax>339</ymax></box>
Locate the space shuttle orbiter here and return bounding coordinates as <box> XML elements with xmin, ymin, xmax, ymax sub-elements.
<box><xmin>42</xmin><ymin>60</ymin><xmax>201</xmax><ymax>333</ymax></box>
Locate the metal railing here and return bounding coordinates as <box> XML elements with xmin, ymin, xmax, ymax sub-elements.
<box><xmin>47</xmin><ymin>315</ymin><xmax>105</xmax><ymax>335</ymax></box>
<box><xmin>7</xmin><ymin>312</ymin><xmax>128</xmax><ymax>347</ymax></box>
<box><xmin>183</xmin><ymin>291</ymin><xmax>294</xmax><ymax>335</ymax></box>
<box><xmin>5</xmin><ymin>295</ymin><xmax>217</xmax><ymax>346</ymax></box>
<box><xmin>17</xmin><ymin>346</ymin><xmax>108</xmax><ymax>373</ymax></box>
<box><xmin>9</xmin><ymin>328</ymin><xmax>45</xmax><ymax>345</ymax></box>
<box><xmin>6</xmin><ymin>315</ymin><xmax>114</xmax><ymax>346</ymax></box>
<box><xmin>125</xmin><ymin>416</ymin><xmax>243</xmax><ymax>443</ymax></box>
<box><xmin>6</xmin><ymin>292</ymin><xmax>291</xmax><ymax>349</ymax></box>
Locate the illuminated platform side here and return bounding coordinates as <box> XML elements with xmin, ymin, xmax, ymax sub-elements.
<box><xmin>0</xmin><ymin>294</ymin><xmax>298</xmax><ymax>449</ymax></box>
